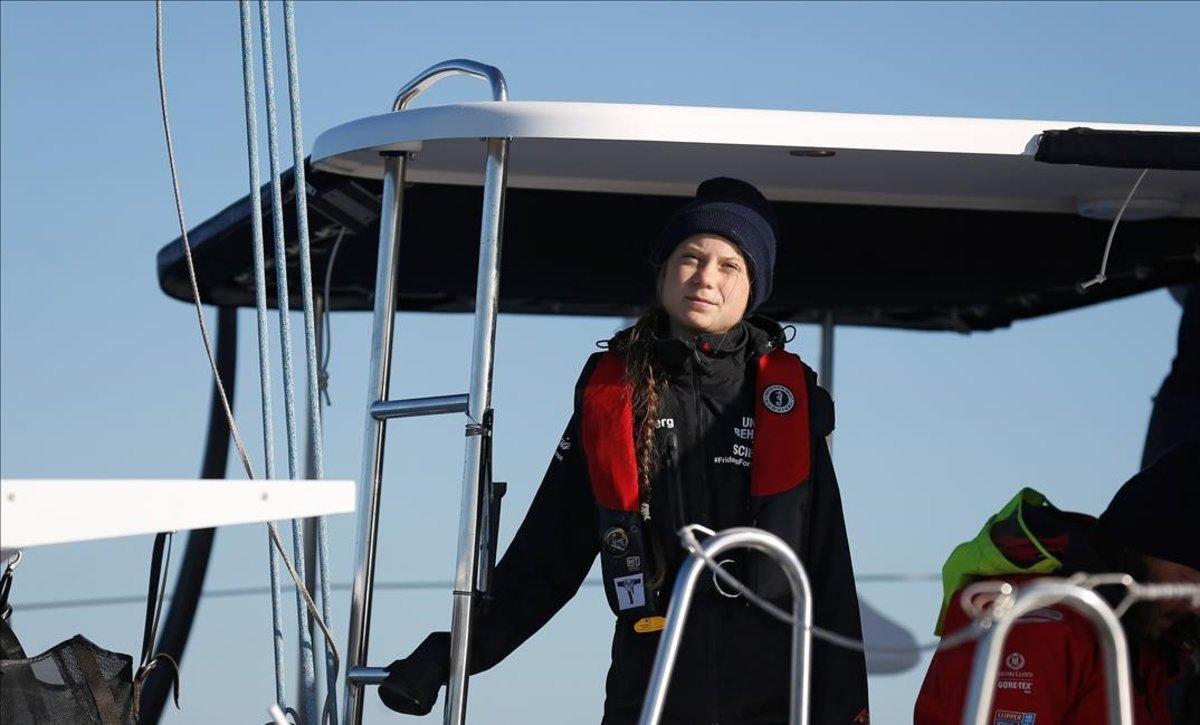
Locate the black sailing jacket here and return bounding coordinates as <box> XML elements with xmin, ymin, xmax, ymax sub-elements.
<box><xmin>388</xmin><ymin>318</ymin><xmax>869</xmax><ymax>724</ymax></box>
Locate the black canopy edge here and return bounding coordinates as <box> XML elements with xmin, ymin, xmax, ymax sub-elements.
<box><xmin>157</xmin><ymin>163</ymin><xmax>1200</xmax><ymax>334</ymax></box>
<box><xmin>1036</xmin><ymin>128</ymin><xmax>1200</xmax><ymax>171</ymax></box>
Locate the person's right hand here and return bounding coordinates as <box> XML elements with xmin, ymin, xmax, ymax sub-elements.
<box><xmin>378</xmin><ymin>632</ymin><xmax>451</xmax><ymax>716</ymax></box>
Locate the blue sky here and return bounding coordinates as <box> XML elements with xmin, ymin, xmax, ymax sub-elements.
<box><xmin>2</xmin><ymin>1</ymin><xmax>1198</xmax><ymax>723</ymax></box>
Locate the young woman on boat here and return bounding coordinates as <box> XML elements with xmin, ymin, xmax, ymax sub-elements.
<box><xmin>379</xmin><ymin>178</ymin><xmax>870</xmax><ymax>723</ymax></box>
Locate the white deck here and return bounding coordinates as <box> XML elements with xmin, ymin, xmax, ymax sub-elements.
<box><xmin>0</xmin><ymin>479</ymin><xmax>355</xmax><ymax>558</ymax></box>
<box><xmin>311</xmin><ymin>101</ymin><xmax>1200</xmax><ymax>216</ymax></box>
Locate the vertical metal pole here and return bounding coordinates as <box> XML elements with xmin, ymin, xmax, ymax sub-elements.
<box><xmin>819</xmin><ymin>311</ymin><xmax>834</xmax><ymax>452</ymax></box>
<box><xmin>343</xmin><ymin>152</ymin><xmax>408</xmax><ymax>725</ymax></box>
<box><xmin>444</xmin><ymin>137</ymin><xmax>510</xmax><ymax>725</ymax></box>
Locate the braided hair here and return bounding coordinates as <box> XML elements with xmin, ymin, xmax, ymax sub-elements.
<box><xmin>610</xmin><ymin>308</ymin><xmax>668</xmax><ymax>516</ymax></box>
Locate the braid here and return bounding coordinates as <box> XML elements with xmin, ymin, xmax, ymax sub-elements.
<box><xmin>613</xmin><ymin>308</ymin><xmax>666</xmax><ymax>516</ymax></box>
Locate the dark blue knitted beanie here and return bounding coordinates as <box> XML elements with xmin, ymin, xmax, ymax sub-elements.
<box><xmin>653</xmin><ymin>177</ymin><xmax>779</xmax><ymax>312</ymax></box>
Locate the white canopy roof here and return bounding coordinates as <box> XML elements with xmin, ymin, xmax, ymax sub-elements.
<box><xmin>312</xmin><ymin>102</ymin><xmax>1200</xmax><ymax>216</ymax></box>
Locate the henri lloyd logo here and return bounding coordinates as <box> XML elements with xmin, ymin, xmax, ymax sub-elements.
<box><xmin>762</xmin><ymin>384</ymin><xmax>795</xmax><ymax>414</ymax></box>
<box><xmin>996</xmin><ymin>650</ymin><xmax>1034</xmax><ymax>695</ymax></box>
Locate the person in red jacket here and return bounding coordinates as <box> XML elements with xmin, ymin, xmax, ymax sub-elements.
<box><xmin>915</xmin><ymin>440</ymin><xmax>1200</xmax><ymax>725</ymax></box>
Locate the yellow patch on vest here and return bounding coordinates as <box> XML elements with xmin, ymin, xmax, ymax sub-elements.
<box><xmin>633</xmin><ymin>616</ymin><xmax>666</xmax><ymax>634</ymax></box>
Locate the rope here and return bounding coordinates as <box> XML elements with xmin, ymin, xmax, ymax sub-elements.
<box><xmin>1080</xmin><ymin>168</ymin><xmax>1149</xmax><ymax>290</ymax></box>
<box><xmin>235</xmin><ymin>0</ymin><xmax>288</xmax><ymax>708</ymax></box>
<box><xmin>677</xmin><ymin>526</ymin><xmax>990</xmax><ymax>654</ymax></box>
<box><xmin>281</xmin><ymin>1</ymin><xmax>339</xmax><ymax>719</ymax></box>
<box><xmin>158</xmin><ymin>3</ymin><xmax>339</xmax><ymax>722</ymax></box>
<box><xmin>253</xmin><ymin>1</ymin><xmax>318</xmax><ymax>719</ymax></box>
<box><xmin>675</xmin><ymin>526</ymin><xmax>1200</xmax><ymax>658</ymax></box>
<box><xmin>14</xmin><ymin>573</ymin><xmax>942</xmax><ymax>613</ymax></box>
<box><xmin>318</xmin><ymin>227</ymin><xmax>347</xmax><ymax>406</ymax></box>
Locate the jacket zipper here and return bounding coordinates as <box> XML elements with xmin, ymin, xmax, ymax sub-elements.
<box><xmin>690</xmin><ymin>352</ymin><xmax>722</xmax><ymax>721</ymax></box>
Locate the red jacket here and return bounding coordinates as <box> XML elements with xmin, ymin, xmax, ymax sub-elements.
<box><xmin>915</xmin><ymin>577</ymin><xmax>1189</xmax><ymax>725</ymax></box>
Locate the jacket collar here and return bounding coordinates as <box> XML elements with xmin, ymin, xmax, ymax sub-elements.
<box><xmin>644</xmin><ymin>315</ymin><xmax>784</xmax><ymax>375</ymax></box>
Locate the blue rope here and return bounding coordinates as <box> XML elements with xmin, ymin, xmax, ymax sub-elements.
<box><xmin>282</xmin><ymin>3</ymin><xmax>339</xmax><ymax>721</ymax></box>
<box><xmin>237</xmin><ymin>0</ymin><xmax>287</xmax><ymax>710</ymax></box>
<box><xmin>255</xmin><ymin>1</ymin><xmax>318</xmax><ymax>721</ymax></box>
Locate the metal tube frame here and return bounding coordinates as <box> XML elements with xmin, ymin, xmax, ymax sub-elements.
<box><xmin>962</xmin><ymin>580</ymin><xmax>1134</xmax><ymax>725</ymax></box>
<box><xmin>370</xmin><ymin>394</ymin><xmax>469</xmax><ymax>420</ymax></box>
<box><xmin>342</xmin><ymin>60</ymin><xmax>510</xmax><ymax>725</ymax></box>
<box><xmin>343</xmin><ymin>151</ymin><xmax>408</xmax><ymax>725</ymax></box>
<box><xmin>639</xmin><ymin>528</ymin><xmax>813</xmax><ymax>725</ymax></box>
<box><xmin>393</xmin><ymin>59</ymin><xmax>507</xmax><ymax>112</ymax></box>
<box><xmin>444</xmin><ymin>134</ymin><xmax>510</xmax><ymax>725</ymax></box>
<box><xmin>346</xmin><ymin>666</ymin><xmax>389</xmax><ymax>685</ymax></box>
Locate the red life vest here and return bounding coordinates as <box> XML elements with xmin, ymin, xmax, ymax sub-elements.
<box><xmin>579</xmin><ymin>348</ymin><xmax>815</xmax><ymax>620</ymax></box>
<box><xmin>582</xmin><ymin>347</ymin><xmax>812</xmax><ymax>510</ymax></box>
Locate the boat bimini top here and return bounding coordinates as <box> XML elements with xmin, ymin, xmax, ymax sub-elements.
<box><xmin>147</xmin><ymin>58</ymin><xmax>1200</xmax><ymax>725</ymax></box>
<box><xmin>158</xmin><ymin>89</ymin><xmax>1200</xmax><ymax>332</ymax></box>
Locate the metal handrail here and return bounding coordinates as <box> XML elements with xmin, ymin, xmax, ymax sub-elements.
<box><xmin>638</xmin><ymin>527</ymin><xmax>813</xmax><ymax>725</ymax></box>
<box><xmin>342</xmin><ymin>151</ymin><xmax>410</xmax><ymax>725</ymax></box>
<box><xmin>962</xmin><ymin>580</ymin><xmax>1134</xmax><ymax>725</ymax></box>
<box><xmin>343</xmin><ymin>59</ymin><xmax>512</xmax><ymax>725</ymax></box>
<box><xmin>392</xmin><ymin>59</ymin><xmax>508</xmax><ymax>112</ymax></box>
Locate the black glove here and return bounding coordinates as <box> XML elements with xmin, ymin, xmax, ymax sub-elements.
<box><xmin>378</xmin><ymin>632</ymin><xmax>451</xmax><ymax>715</ymax></box>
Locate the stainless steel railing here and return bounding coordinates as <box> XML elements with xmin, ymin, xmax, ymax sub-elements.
<box><xmin>961</xmin><ymin>580</ymin><xmax>1134</xmax><ymax>725</ymax></box>
<box><xmin>638</xmin><ymin>527</ymin><xmax>813</xmax><ymax>725</ymax></box>
<box><xmin>342</xmin><ymin>59</ymin><xmax>510</xmax><ymax>725</ymax></box>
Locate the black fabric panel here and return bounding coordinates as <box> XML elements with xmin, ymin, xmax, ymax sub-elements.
<box><xmin>156</xmin><ymin>166</ymin><xmax>1200</xmax><ymax>332</ymax></box>
<box><xmin>138</xmin><ymin>307</ymin><xmax>236</xmax><ymax>724</ymax></box>
<box><xmin>1142</xmin><ymin>283</ymin><xmax>1200</xmax><ymax>468</ymax></box>
<box><xmin>1036</xmin><ymin>127</ymin><xmax>1200</xmax><ymax>170</ymax></box>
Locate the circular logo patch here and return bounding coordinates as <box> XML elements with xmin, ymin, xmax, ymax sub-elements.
<box><xmin>603</xmin><ymin>527</ymin><xmax>629</xmax><ymax>555</ymax></box>
<box><xmin>762</xmin><ymin>384</ymin><xmax>795</xmax><ymax>414</ymax></box>
<box><xmin>1005</xmin><ymin>652</ymin><xmax>1026</xmax><ymax>670</ymax></box>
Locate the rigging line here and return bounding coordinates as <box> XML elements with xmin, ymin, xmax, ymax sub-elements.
<box><xmin>254</xmin><ymin>2</ymin><xmax>317</xmax><ymax>720</ymax></box>
<box><xmin>677</xmin><ymin>526</ymin><xmax>1200</xmax><ymax>658</ymax></box>
<box><xmin>236</xmin><ymin>0</ymin><xmax>289</xmax><ymax>708</ymax></box>
<box><xmin>12</xmin><ymin>574</ymin><xmax>942</xmax><ymax>613</ymax></box>
<box><xmin>318</xmin><ymin>227</ymin><xmax>347</xmax><ymax>406</ymax></box>
<box><xmin>158</xmin><ymin>2</ymin><xmax>339</xmax><ymax>719</ymax></box>
<box><xmin>154</xmin><ymin>2</ymin><xmax>255</xmax><ymax>483</ymax></box>
<box><xmin>1080</xmin><ymin>168</ymin><xmax>1149</xmax><ymax>290</ymax></box>
<box><xmin>280</xmin><ymin>4</ymin><xmax>338</xmax><ymax>719</ymax></box>
<box><xmin>678</xmin><ymin>526</ymin><xmax>992</xmax><ymax>656</ymax></box>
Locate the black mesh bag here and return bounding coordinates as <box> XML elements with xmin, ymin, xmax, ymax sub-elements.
<box><xmin>0</xmin><ymin>625</ymin><xmax>135</xmax><ymax>725</ymax></box>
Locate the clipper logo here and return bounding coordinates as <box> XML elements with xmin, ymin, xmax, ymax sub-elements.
<box><xmin>762</xmin><ymin>384</ymin><xmax>795</xmax><ymax>414</ymax></box>
<box><xmin>993</xmin><ymin>711</ymin><xmax>1035</xmax><ymax>725</ymax></box>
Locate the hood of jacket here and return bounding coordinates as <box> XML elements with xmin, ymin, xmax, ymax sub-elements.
<box><xmin>935</xmin><ymin>487</ymin><xmax>1124</xmax><ymax>634</ymax></box>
